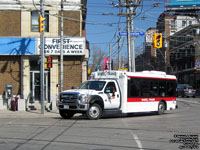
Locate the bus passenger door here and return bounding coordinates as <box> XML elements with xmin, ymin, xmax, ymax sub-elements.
<box><xmin>103</xmin><ymin>81</ymin><xmax>120</xmax><ymax>109</ymax></box>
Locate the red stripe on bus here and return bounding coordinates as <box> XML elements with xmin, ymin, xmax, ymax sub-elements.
<box><xmin>128</xmin><ymin>76</ymin><xmax>176</xmax><ymax>80</ymax></box>
<box><xmin>127</xmin><ymin>97</ymin><xmax>176</xmax><ymax>102</ymax></box>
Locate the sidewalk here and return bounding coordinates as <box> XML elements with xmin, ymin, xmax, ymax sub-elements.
<box><xmin>0</xmin><ymin>109</ymin><xmax>59</xmax><ymax>118</ymax></box>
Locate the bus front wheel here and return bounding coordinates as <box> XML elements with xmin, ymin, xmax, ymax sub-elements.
<box><xmin>86</xmin><ymin>103</ymin><xmax>102</xmax><ymax>120</ymax></box>
<box><xmin>59</xmin><ymin>110</ymin><xmax>75</xmax><ymax>119</ymax></box>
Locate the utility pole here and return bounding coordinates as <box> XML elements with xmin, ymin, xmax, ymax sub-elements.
<box><xmin>126</xmin><ymin>1</ymin><xmax>132</xmax><ymax>71</ymax></box>
<box><xmin>109</xmin><ymin>44</ymin><xmax>112</xmax><ymax>71</ymax></box>
<box><xmin>116</xmin><ymin>0</ymin><xmax>142</xmax><ymax>72</ymax></box>
<box><xmin>130</xmin><ymin>7</ymin><xmax>135</xmax><ymax>72</ymax></box>
<box><xmin>122</xmin><ymin>54</ymin><xmax>124</xmax><ymax>68</ymax></box>
<box><xmin>118</xmin><ymin>27</ymin><xmax>121</xmax><ymax>69</ymax></box>
<box><xmin>60</xmin><ymin>0</ymin><xmax>64</xmax><ymax>92</ymax></box>
<box><xmin>40</xmin><ymin>0</ymin><xmax>45</xmax><ymax>114</ymax></box>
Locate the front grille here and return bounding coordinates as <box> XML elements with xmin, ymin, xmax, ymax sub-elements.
<box><xmin>60</xmin><ymin>94</ymin><xmax>79</xmax><ymax>104</ymax></box>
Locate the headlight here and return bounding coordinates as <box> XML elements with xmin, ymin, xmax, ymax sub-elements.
<box><xmin>79</xmin><ymin>94</ymin><xmax>90</xmax><ymax>104</ymax></box>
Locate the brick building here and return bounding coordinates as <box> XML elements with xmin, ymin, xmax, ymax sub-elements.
<box><xmin>0</xmin><ymin>0</ymin><xmax>89</xmax><ymax>111</ymax></box>
<box><xmin>156</xmin><ymin>11</ymin><xmax>198</xmax><ymax>73</ymax></box>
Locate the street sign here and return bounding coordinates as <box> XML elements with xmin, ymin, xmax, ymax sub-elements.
<box><xmin>119</xmin><ymin>31</ymin><xmax>145</xmax><ymax>37</ymax></box>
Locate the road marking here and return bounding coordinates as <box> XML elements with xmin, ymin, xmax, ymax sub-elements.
<box><xmin>131</xmin><ymin>132</ymin><xmax>144</xmax><ymax>150</ymax></box>
<box><xmin>122</xmin><ymin>119</ymin><xmax>144</xmax><ymax>150</ymax></box>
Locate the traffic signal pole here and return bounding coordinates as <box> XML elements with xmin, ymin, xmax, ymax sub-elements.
<box><xmin>60</xmin><ymin>0</ymin><xmax>64</xmax><ymax>92</ymax></box>
<box><xmin>40</xmin><ymin>0</ymin><xmax>45</xmax><ymax>114</ymax></box>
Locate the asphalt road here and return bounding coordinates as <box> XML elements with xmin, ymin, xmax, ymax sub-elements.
<box><xmin>0</xmin><ymin>98</ymin><xmax>199</xmax><ymax>150</ymax></box>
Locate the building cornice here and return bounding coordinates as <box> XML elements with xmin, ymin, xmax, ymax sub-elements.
<box><xmin>0</xmin><ymin>0</ymin><xmax>82</xmax><ymax>11</ymax></box>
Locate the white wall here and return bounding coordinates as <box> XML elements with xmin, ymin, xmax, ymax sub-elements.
<box><xmin>0</xmin><ymin>0</ymin><xmax>81</xmax><ymax>10</ymax></box>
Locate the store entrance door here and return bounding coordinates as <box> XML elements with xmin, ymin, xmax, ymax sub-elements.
<box><xmin>30</xmin><ymin>71</ymin><xmax>49</xmax><ymax>102</ymax></box>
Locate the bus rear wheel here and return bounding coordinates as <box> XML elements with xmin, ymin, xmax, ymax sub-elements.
<box><xmin>157</xmin><ymin>101</ymin><xmax>165</xmax><ymax>115</ymax></box>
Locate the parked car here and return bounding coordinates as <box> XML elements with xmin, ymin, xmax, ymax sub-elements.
<box><xmin>176</xmin><ymin>84</ymin><xmax>196</xmax><ymax>98</ymax></box>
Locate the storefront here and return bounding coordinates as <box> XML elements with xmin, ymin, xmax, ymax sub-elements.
<box><xmin>0</xmin><ymin>37</ymin><xmax>89</xmax><ymax>111</ymax></box>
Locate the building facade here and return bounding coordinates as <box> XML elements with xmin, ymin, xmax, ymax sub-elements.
<box><xmin>156</xmin><ymin>11</ymin><xmax>198</xmax><ymax>73</ymax></box>
<box><xmin>169</xmin><ymin>24</ymin><xmax>200</xmax><ymax>91</ymax></box>
<box><xmin>0</xmin><ymin>0</ymin><xmax>89</xmax><ymax>111</ymax></box>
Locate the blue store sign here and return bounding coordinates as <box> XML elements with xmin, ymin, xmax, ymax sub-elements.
<box><xmin>0</xmin><ymin>37</ymin><xmax>36</xmax><ymax>55</ymax></box>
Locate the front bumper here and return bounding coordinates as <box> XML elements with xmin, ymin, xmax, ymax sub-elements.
<box><xmin>57</xmin><ymin>101</ymin><xmax>89</xmax><ymax>111</ymax></box>
<box><xmin>185</xmin><ymin>93</ymin><xmax>195</xmax><ymax>96</ymax></box>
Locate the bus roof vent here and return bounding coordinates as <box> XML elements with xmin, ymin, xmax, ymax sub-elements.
<box><xmin>150</xmin><ymin>71</ymin><xmax>166</xmax><ymax>75</ymax></box>
<box><xmin>142</xmin><ymin>71</ymin><xmax>150</xmax><ymax>73</ymax></box>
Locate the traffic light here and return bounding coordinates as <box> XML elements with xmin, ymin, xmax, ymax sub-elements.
<box><xmin>44</xmin><ymin>56</ymin><xmax>52</xmax><ymax>69</ymax></box>
<box><xmin>38</xmin><ymin>14</ymin><xmax>46</xmax><ymax>33</ymax></box>
<box><xmin>153</xmin><ymin>33</ymin><xmax>162</xmax><ymax>48</ymax></box>
<box><xmin>44</xmin><ymin>57</ymin><xmax>48</xmax><ymax>69</ymax></box>
<box><xmin>47</xmin><ymin>56</ymin><xmax>52</xmax><ymax>68</ymax></box>
<box><xmin>88</xmin><ymin>68</ymin><xmax>91</xmax><ymax>75</ymax></box>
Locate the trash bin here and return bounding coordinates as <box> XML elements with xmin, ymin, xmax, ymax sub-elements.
<box><xmin>15</xmin><ymin>97</ymin><xmax>18</xmax><ymax>111</ymax></box>
<box><xmin>11</xmin><ymin>97</ymin><xmax>18</xmax><ymax>111</ymax></box>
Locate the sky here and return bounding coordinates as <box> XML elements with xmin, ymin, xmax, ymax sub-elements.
<box><xmin>86</xmin><ymin>0</ymin><xmax>165</xmax><ymax>61</ymax></box>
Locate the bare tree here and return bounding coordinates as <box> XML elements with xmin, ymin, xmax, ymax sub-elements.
<box><xmin>89</xmin><ymin>45</ymin><xmax>107</xmax><ymax>72</ymax></box>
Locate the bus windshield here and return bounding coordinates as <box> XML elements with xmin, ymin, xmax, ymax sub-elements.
<box><xmin>79</xmin><ymin>81</ymin><xmax>106</xmax><ymax>91</ymax></box>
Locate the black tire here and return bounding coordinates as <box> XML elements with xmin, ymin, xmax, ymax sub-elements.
<box><xmin>86</xmin><ymin>103</ymin><xmax>102</xmax><ymax>120</ymax></box>
<box><xmin>157</xmin><ymin>101</ymin><xmax>165</xmax><ymax>115</ymax></box>
<box><xmin>59</xmin><ymin>110</ymin><xmax>75</xmax><ymax>119</ymax></box>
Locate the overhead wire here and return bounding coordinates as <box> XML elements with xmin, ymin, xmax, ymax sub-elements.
<box><xmin>27</xmin><ymin>0</ymin><xmax>173</xmax><ymax>32</ymax></box>
<box><xmin>28</xmin><ymin>0</ymin><xmax>199</xmax><ymax>56</ymax></box>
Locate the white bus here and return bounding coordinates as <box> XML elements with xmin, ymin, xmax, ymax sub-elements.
<box><xmin>57</xmin><ymin>71</ymin><xmax>178</xmax><ymax>119</ymax></box>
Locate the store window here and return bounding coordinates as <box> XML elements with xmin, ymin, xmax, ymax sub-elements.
<box><xmin>31</xmin><ymin>11</ymin><xmax>49</xmax><ymax>32</ymax></box>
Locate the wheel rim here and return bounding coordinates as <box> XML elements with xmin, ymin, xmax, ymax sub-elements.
<box><xmin>89</xmin><ymin>105</ymin><xmax>100</xmax><ymax>119</ymax></box>
<box><xmin>159</xmin><ymin>103</ymin><xmax>164</xmax><ymax>112</ymax></box>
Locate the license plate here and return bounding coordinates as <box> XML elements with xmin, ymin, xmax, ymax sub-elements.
<box><xmin>64</xmin><ymin>105</ymin><xmax>69</xmax><ymax>109</ymax></box>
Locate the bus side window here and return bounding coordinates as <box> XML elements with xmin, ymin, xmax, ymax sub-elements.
<box><xmin>128</xmin><ymin>78</ymin><xmax>141</xmax><ymax>97</ymax></box>
<box><xmin>159</xmin><ymin>81</ymin><xmax>166</xmax><ymax>97</ymax></box>
<box><xmin>141</xmin><ymin>80</ymin><xmax>150</xmax><ymax>97</ymax></box>
<box><xmin>150</xmin><ymin>82</ymin><xmax>158</xmax><ymax>97</ymax></box>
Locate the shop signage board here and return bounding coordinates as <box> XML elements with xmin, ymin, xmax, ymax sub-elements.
<box><xmin>0</xmin><ymin>37</ymin><xmax>36</xmax><ymax>55</ymax></box>
<box><xmin>37</xmin><ymin>37</ymin><xmax>86</xmax><ymax>55</ymax></box>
